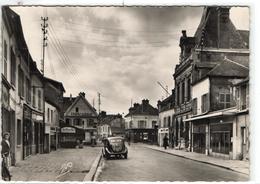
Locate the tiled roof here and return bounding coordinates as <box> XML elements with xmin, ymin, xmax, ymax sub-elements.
<box><xmin>44</xmin><ymin>77</ymin><xmax>65</xmax><ymax>92</ymax></box>
<box><xmin>206</xmin><ymin>58</ymin><xmax>249</xmax><ymax>78</ymax></box>
<box><xmin>62</xmin><ymin>97</ymin><xmax>76</xmax><ymax>113</ymax></box>
<box><xmin>125</xmin><ymin>100</ymin><xmax>158</xmax><ymax>117</ymax></box>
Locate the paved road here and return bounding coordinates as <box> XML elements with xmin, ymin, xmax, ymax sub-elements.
<box><xmin>97</xmin><ymin>145</ymin><xmax>248</xmax><ymax>181</ymax></box>
<box><xmin>11</xmin><ymin>147</ymin><xmax>101</xmax><ymax>181</ymax></box>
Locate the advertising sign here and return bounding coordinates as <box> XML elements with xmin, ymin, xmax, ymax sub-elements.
<box><xmin>61</xmin><ymin>127</ymin><xmax>76</xmax><ymax>133</ymax></box>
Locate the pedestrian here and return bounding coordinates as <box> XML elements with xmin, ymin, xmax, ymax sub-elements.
<box><xmin>127</xmin><ymin>135</ymin><xmax>131</xmax><ymax>146</ymax></box>
<box><xmin>163</xmin><ymin>134</ymin><xmax>169</xmax><ymax>150</ymax></box>
<box><xmin>1</xmin><ymin>132</ymin><xmax>12</xmax><ymax>181</ymax></box>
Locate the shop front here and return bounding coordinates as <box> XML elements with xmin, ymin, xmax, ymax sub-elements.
<box><xmin>209</xmin><ymin>122</ymin><xmax>233</xmax><ymax>158</ymax></box>
<box><xmin>127</xmin><ymin>128</ymin><xmax>157</xmax><ymax>144</ymax></box>
<box><xmin>158</xmin><ymin>128</ymin><xmax>169</xmax><ymax>147</ymax></box>
<box><xmin>23</xmin><ymin>104</ymin><xmax>33</xmax><ymax>159</ymax></box>
<box><xmin>32</xmin><ymin>110</ymin><xmax>44</xmax><ymax>154</ymax></box>
<box><xmin>60</xmin><ymin>125</ymin><xmax>85</xmax><ymax>148</ymax></box>
<box><xmin>192</xmin><ymin>123</ymin><xmax>206</xmax><ymax>154</ymax></box>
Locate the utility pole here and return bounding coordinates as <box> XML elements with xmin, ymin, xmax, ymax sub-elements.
<box><xmin>41</xmin><ymin>16</ymin><xmax>48</xmax><ymax>74</ymax></box>
<box><xmin>98</xmin><ymin>92</ymin><xmax>101</xmax><ymax>114</ymax></box>
<box><xmin>157</xmin><ymin>81</ymin><xmax>170</xmax><ymax>98</ymax></box>
<box><xmin>41</xmin><ymin>16</ymin><xmax>48</xmax><ymax>153</ymax></box>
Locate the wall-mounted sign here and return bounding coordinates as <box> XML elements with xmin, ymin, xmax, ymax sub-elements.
<box><xmin>61</xmin><ymin>127</ymin><xmax>76</xmax><ymax>133</ymax></box>
<box><xmin>71</xmin><ymin>112</ymin><xmax>93</xmax><ymax>116</ymax></box>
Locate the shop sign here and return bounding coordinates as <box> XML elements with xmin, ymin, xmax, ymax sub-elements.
<box><xmin>71</xmin><ymin>112</ymin><xmax>92</xmax><ymax>116</ymax></box>
<box><xmin>1</xmin><ymin>84</ymin><xmax>10</xmax><ymax>109</ymax></box>
<box><xmin>61</xmin><ymin>127</ymin><xmax>76</xmax><ymax>133</ymax></box>
<box><xmin>158</xmin><ymin>128</ymin><xmax>169</xmax><ymax>133</ymax></box>
<box><xmin>32</xmin><ymin>113</ymin><xmax>43</xmax><ymax>121</ymax></box>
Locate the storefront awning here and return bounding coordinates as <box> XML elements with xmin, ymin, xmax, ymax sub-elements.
<box><xmin>184</xmin><ymin>108</ymin><xmax>237</xmax><ymax>122</ymax></box>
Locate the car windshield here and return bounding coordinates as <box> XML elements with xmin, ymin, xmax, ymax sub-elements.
<box><xmin>110</xmin><ymin>139</ymin><xmax>123</xmax><ymax>143</ymax></box>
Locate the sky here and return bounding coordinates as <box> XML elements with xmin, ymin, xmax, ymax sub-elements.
<box><xmin>11</xmin><ymin>6</ymin><xmax>249</xmax><ymax>115</ymax></box>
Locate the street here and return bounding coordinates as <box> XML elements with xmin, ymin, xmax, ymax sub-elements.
<box><xmin>10</xmin><ymin>147</ymin><xmax>101</xmax><ymax>181</ymax></box>
<box><xmin>97</xmin><ymin>144</ymin><xmax>248</xmax><ymax>181</ymax></box>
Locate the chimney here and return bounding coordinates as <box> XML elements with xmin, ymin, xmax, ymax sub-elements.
<box><xmin>133</xmin><ymin>103</ymin><xmax>139</xmax><ymax>109</ymax></box>
<box><xmin>79</xmin><ymin>92</ymin><xmax>85</xmax><ymax>97</ymax></box>
<box><xmin>142</xmin><ymin>99</ymin><xmax>149</xmax><ymax>105</ymax></box>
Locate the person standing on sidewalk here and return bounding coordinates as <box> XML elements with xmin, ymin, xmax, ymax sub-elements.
<box><xmin>163</xmin><ymin>135</ymin><xmax>169</xmax><ymax>150</ymax></box>
<box><xmin>1</xmin><ymin>132</ymin><xmax>12</xmax><ymax>181</ymax></box>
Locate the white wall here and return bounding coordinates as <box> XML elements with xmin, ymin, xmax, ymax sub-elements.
<box><xmin>159</xmin><ymin>108</ymin><xmax>175</xmax><ymax>128</ymax></box>
<box><xmin>192</xmin><ymin>77</ymin><xmax>210</xmax><ymax>115</ymax></box>
<box><xmin>125</xmin><ymin>115</ymin><xmax>158</xmax><ymax>129</ymax></box>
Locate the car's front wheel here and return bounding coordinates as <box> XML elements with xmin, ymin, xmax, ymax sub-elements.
<box><xmin>124</xmin><ymin>153</ymin><xmax>128</xmax><ymax>159</ymax></box>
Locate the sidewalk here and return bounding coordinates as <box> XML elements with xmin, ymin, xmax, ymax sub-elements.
<box><xmin>139</xmin><ymin>143</ymin><xmax>249</xmax><ymax>176</ymax></box>
<box><xmin>10</xmin><ymin>146</ymin><xmax>101</xmax><ymax>181</ymax></box>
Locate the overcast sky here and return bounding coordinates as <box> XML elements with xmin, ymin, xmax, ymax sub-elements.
<box><xmin>11</xmin><ymin>6</ymin><xmax>249</xmax><ymax>115</ymax></box>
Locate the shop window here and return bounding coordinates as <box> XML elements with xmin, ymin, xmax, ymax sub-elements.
<box><xmin>211</xmin><ymin>131</ymin><xmax>231</xmax><ymax>154</ymax></box>
<box><xmin>10</xmin><ymin>48</ymin><xmax>16</xmax><ymax>86</ymax></box>
<box><xmin>17</xmin><ymin>119</ymin><xmax>22</xmax><ymax>145</ymax></box>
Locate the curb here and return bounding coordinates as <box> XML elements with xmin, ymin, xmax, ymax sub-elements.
<box><xmin>144</xmin><ymin>146</ymin><xmax>249</xmax><ymax>176</ymax></box>
<box><xmin>83</xmin><ymin>150</ymin><xmax>102</xmax><ymax>181</ymax></box>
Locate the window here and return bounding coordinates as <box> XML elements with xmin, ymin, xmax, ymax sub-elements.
<box><xmin>73</xmin><ymin>118</ymin><xmax>81</xmax><ymax>126</ymax></box>
<box><xmin>18</xmin><ymin>66</ymin><xmax>24</xmax><ymax>97</ymax></box>
<box><xmin>51</xmin><ymin>110</ymin><xmax>53</xmax><ymax>123</ymax></box>
<box><xmin>3</xmin><ymin>40</ymin><xmax>7</xmax><ymax>77</ymax></box>
<box><xmin>47</xmin><ymin>108</ymin><xmax>50</xmax><ymax>122</ymax></box>
<box><xmin>17</xmin><ymin>119</ymin><xmax>22</xmax><ymax>145</ymax></box>
<box><xmin>138</xmin><ymin>120</ymin><xmax>147</xmax><ymax>128</ymax></box>
<box><xmin>181</xmin><ymin>82</ymin><xmax>185</xmax><ymax>104</ymax></box>
<box><xmin>163</xmin><ymin>117</ymin><xmax>166</xmax><ymax>127</ymax></box>
<box><xmin>201</xmin><ymin>93</ymin><xmax>209</xmax><ymax>113</ymax></box>
<box><xmin>240</xmin><ymin>85</ymin><xmax>247</xmax><ymax>110</ymax></box>
<box><xmin>168</xmin><ymin>116</ymin><xmax>171</xmax><ymax>127</ymax></box>
<box><xmin>152</xmin><ymin>121</ymin><xmax>157</xmax><ymax>128</ymax></box>
<box><xmin>65</xmin><ymin>118</ymin><xmax>71</xmax><ymax>124</ymax></box>
<box><xmin>26</xmin><ymin>78</ymin><xmax>31</xmax><ymax>103</ymax></box>
<box><xmin>38</xmin><ymin>90</ymin><xmax>42</xmax><ymax>111</ymax></box>
<box><xmin>32</xmin><ymin>87</ymin><xmax>36</xmax><ymax>107</ymax></box>
<box><xmin>187</xmin><ymin>78</ymin><xmax>191</xmax><ymax>101</ymax></box>
<box><xmin>75</xmin><ymin>107</ymin><xmax>79</xmax><ymax>112</ymax></box>
<box><xmin>10</xmin><ymin>48</ymin><xmax>16</xmax><ymax>86</ymax></box>
<box><xmin>192</xmin><ymin>98</ymin><xmax>198</xmax><ymax>115</ymax></box>
<box><xmin>219</xmin><ymin>93</ymin><xmax>231</xmax><ymax>109</ymax></box>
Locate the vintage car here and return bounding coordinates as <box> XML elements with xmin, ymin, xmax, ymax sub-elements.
<box><xmin>102</xmin><ymin>137</ymin><xmax>128</xmax><ymax>159</ymax></box>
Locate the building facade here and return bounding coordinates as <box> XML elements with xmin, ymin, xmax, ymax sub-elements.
<box><xmin>1</xmin><ymin>7</ymin><xmax>44</xmax><ymax>164</ymax></box>
<box><xmin>157</xmin><ymin>92</ymin><xmax>175</xmax><ymax>147</ymax></box>
<box><xmin>180</xmin><ymin>7</ymin><xmax>249</xmax><ymax>160</ymax></box>
<box><xmin>125</xmin><ymin>99</ymin><xmax>158</xmax><ymax>143</ymax></box>
<box><xmin>63</xmin><ymin>92</ymin><xmax>98</xmax><ymax>145</ymax></box>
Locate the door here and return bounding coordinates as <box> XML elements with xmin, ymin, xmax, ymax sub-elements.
<box><xmin>193</xmin><ymin>133</ymin><xmax>205</xmax><ymax>154</ymax></box>
<box><xmin>241</xmin><ymin>127</ymin><xmax>247</xmax><ymax>159</ymax></box>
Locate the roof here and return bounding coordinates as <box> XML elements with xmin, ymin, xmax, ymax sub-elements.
<box><xmin>62</xmin><ymin>97</ymin><xmax>76</xmax><ymax>113</ymax></box>
<box><xmin>98</xmin><ymin>114</ymin><xmax>122</xmax><ymax>125</ymax></box>
<box><xmin>237</xmin><ymin>30</ymin><xmax>249</xmax><ymax>48</ymax></box>
<box><xmin>206</xmin><ymin>58</ymin><xmax>249</xmax><ymax>78</ymax></box>
<box><xmin>125</xmin><ymin>100</ymin><xmax>158</xmax><ymax>117</ymax></box>
<box><xmin>64</xmin><ymin>94</ymin><xmax>98</xmax><ymax>116</ymax></box>
<box><xmin>233</xmin><ymin>76</ymin><xmax>249</xmax><ymax>86</ymax></box>
<box><xmin>44</xmin><ymin>77</ymin><xmax>66</xmax><ymax>92</ymax></box>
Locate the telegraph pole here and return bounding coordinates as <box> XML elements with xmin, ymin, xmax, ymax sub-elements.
<box><xmin>41</xmin><ymin>16</ymin><xmax>48</xmax><ymax>74</ymax></box>
<box><xmin>98</xmin><ymin>92</ymin><xmax>101</xmax><ymax>114</ymax></box>
<box><xmin>41</xmin><ymin>16</ymin><xmax>48</xmax><ymax>153</ymax></box>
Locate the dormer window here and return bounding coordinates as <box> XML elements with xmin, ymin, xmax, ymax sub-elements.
<box><xmin>76</xmin><ymin>107</ymin><xmax>79</xmax><ymax>112</ymax></box>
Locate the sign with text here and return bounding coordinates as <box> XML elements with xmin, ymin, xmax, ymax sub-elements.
<box><xmin>71</xmin><ymin>112</ymin><xmax>92</xmax><ymax>116</ymax></box>
<box><xmin>61</xmin><ymin>127</ymin><xmax>76</xmax><ymax>133</ymax></box>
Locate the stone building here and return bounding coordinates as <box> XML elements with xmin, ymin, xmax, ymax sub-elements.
<box><xmin>63</xmin><ymin>92</ymin><xmax>98</xmax><ymax>145</ymax></box>
<box><xmin>157</xmin><ymin>91</ymin><xmax>175</xmax><ymax>147</ymax></box>
<box><xmin>1</xmin><ymin>7</ymin><xmax>44</xmax><ymax>164</ymax></box>
<box><xmin>180</xmin><ymin>6</ymin><xmax>249</xmax><ymax>159</ymax></box>
<box><xmin>125</xmin><ymin>99</ymin><xmax>158</xmax><ymax>143</ymax></box>
<box><xmin>44</xmin><ymin>77</ymin><xmax>65</xmax><ymax>152</ymax></box>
